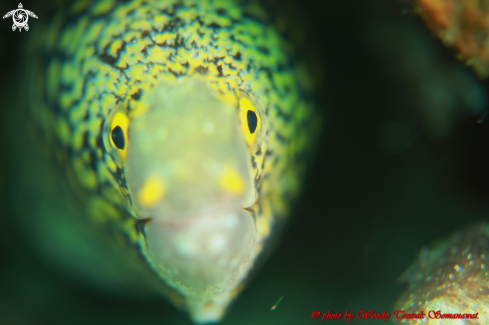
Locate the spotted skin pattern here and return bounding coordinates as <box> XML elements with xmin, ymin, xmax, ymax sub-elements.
<box><xmin>26</xmin><ymin>0</ymin><xmax>317</xmax><ymax>322</ymax></box>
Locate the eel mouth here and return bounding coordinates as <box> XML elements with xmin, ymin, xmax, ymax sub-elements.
<box><xmin>144</xmin><ymin>207</ymin><xmax>255</xmax><ymax>291</ymax></box>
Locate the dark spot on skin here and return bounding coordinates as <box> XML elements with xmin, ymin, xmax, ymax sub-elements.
<box><xmin>217</xmin><ymin>64</ymin><xmax>223</xmax><ymax>76</ymax></box>
<box><xmin>97</xmin><ymin>122</ymin><xmax>104</xmax><ymax>150</ymax></box>
<box><xmin>83</xmin><ymin>131</ymin><xmax>90</xmax><ymax>148</ymax></box>
<box><xmin>257</xmin><ymin>46</ymin><xmax>269</xmax><ymax>55</ymax></box>
<box><xmin>89</xmin><ymin>150</ymin><xmax>99</xmax><ymax>172</ymax></box>
<box><xmin>99</xmin><ymin>54</ymin><xmax>117</xmax><ymax>65</ymax></box>
<box><xmin>232</xmin><ymin>51</ymin><xmax>242</xmax><ymax>60</ymax></box>
<box><xmin>131</xmin><ymin>89</ymin><xmax>141</xmax><ymax>100</ymax></box>
<box><xmin>195</xmin><ymin>66</ymin><xmax>209</xmax><ymax>74</ymax></box>
<box><xmin>208</xmin><ymin>22</ymin><xmax>221</xmax><ymax>29</ymax></box>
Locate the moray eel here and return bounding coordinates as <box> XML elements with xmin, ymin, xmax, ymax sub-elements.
<box><xmin>394</xmin><ymin>223</ymin><xmax>489</xmax><ymax>324</ymax></box>
<box><xmin>21</xmin><ymin>0</ymin><xmax>317</xmax><ymax>323</ymax></box>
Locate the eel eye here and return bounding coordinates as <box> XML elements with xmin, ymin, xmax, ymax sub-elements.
<box><xmin>238</xmin><ymin>90</ymin><xmax>267</xmax><ymax>153</ymax></box>
<box><xmin>103</xmin><ymin>109</ymin><xmax>129</xmax><ymax>162</ymax></box>
<box><xmin>111</xmin><ymin>126</ymin><xmax>125</xmax><ymax>149</ymax></box>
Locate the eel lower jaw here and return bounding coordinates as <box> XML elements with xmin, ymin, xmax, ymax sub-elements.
<box><xmin>144</xmin><ymin>208</ymin><xmax>256</xmax><ymax>323</ymax></box>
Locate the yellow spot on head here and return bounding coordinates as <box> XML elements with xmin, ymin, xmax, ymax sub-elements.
<box><xmin>220</xmin><ymin>167</ymin><xmax>244</xmax><ymax>195</ymax></box>
<box><xmin>138</xmin><ymin>177</ymin><xmax>166</xmax><ymax>208</ymax></box>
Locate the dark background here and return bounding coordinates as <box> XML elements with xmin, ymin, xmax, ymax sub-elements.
<box><xmin>1</xmin><ymin>0</ymin><xmax>488</xmax><ymax>324</ymax></box>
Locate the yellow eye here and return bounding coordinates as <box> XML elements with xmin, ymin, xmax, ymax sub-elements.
<box><xmin>103</xmin><ymin>109</ymin><xmax>129</xmax><ymax>162</ymax></box>
<box><xmin>238</xmin><ymin>90</ymin><xmax>267</xmax><ymax>153</ymax></box>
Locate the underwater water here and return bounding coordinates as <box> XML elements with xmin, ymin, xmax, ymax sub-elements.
<box><xmin>0</xmin><ymin>0</ymin><xmax>488</xmax><ymax>324</ymax></box>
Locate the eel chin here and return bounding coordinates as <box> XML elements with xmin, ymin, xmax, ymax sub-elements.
<box><xmin>145</xmin><ymin>208</ymin><xmax>255</xmax><ymax>323</ymax></box>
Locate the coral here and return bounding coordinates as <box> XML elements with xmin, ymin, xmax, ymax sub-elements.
<box><xmin>415</xmin><ymin>0</ymin><xmax>489</xmax><ymax>78</ymax></box>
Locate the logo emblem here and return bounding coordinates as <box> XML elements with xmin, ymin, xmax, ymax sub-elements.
<box><xmin>3</xmin><ymin>3</ymin><xmax>37</xmax><ymax>32</ymax></box>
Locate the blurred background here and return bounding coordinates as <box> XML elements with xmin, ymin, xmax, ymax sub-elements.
<box><xmin>0</xmin><ymin>0</ymin><xmax>488</xmax><ymax>324</ymax></box>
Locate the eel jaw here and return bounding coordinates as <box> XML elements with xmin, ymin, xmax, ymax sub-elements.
<box><xmin>144</xmin><ymin>208</ymin><xmax>255</xmax><ymax>323</ymax></box>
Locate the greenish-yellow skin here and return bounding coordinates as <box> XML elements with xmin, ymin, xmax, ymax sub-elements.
<box><xmin>25</xmin><ymin>0</ymin><xmax>317</xmax><ymax>323</ymax></box>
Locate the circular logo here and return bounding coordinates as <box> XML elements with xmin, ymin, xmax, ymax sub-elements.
<box><xmin>2</xmin><ymin>3</ymin><xmax>38</xmax><ymax>32</ymax></box>
<box><xmin>13</xmin><ymin>9</ymin><xmax>28</xmax><ymax>28</ymax></box>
